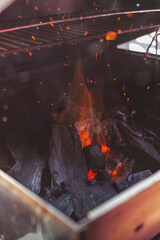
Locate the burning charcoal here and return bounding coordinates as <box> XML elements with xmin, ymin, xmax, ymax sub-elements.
<box><xmin>49</xmin><ymin>124</ymin><xmax>117</xmax><ymax>219</ymax></box>
<box><xmin>111</xmin><ymin>123</ymin><xmax>123</xmax><ymax>146</ymax></box>
<box><xmin>83</xmin><ymin>140</ymin><xmax>106</xmax><ymax>170</ymax></box>
<box><xmin>115</xmin><ymin>170</ymin><xmax>152</xmax><ymax>192</ymax></box>
<box><xmin>5</xmin><ymin>132</ymin><xmax>45</xmax><ymax>195</ymax></box>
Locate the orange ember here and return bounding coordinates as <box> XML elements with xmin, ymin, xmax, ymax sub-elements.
<box><xmin>101</xmin><ymin>145</ymin><xmax>110</xmax><ymax>154</ymax></box>
<box><xmin>84</xmin><ymin>31</ymin><xmax>88</xmax><ymax>36</ymax></box>
<box><xmin>99</xmin><ymin>38</ymin><xmax>104</xmax><ymax>43</ymax></box>
<box><xmin>106</xmin><ymin>31</ymin><xmax>117</xmax><ymax>41</ymax></box>
<box><xmin>127</xmin><ymin>13</ymin><xmax>133</xmax><ymax>18</ymax></box>
<box><xmin>88</xmin><ymin>169</ymin><xmax>97</xmax><ymax>181</ymax></box>
<box><xmin>80</xmin><ymin>129</ymin><xmax>92</xmax><ymax>148</ymax></box>
<box><xmin>110</xmin><ymin>164</ymin><xmax>123</xmax><ymax>182</ymax></box>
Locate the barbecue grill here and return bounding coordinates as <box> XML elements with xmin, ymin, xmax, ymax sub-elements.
<box><xmin>1</xmin><ymin>1</ymin><xmax>160</xmax><ymax>240</ymax></box>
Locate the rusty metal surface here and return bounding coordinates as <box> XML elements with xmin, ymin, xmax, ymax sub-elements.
<box><xmin>0</xmin><ymin>170</ymin><xmax>83</xmax><ymax>240</ymax></box>
<box><xmin>0</xmin><ymin>169</ymin><xmax>160</xmax><ymax>239</ymax></box>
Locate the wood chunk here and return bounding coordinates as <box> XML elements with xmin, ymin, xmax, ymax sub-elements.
<box><xmin>83</xmin><ymin>140</ymin><xmax>106</xmax><ymax>170</ymax></box>
<box><xmin>117</xmin><ymin>121</ymin><xmax>160</xmax><ymax>172</ymax></box>
<box><xmin>115</xmin><ymin>170</ymin><xmax>152</xmax><ymax>192</ymax></box>
<box><xmin>49</xmin><ymin>124</ymin><xmax>117</xmax><ymax>219</ymax></box>
<box><xmin>5</xmin><ymin>132</ymin><xmax>45</xmax><ymax>194</ymax></box>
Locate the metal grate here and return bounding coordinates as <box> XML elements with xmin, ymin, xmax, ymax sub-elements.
<box><xmin>0</xmin><ymin>9</ymin><xmax>159</xmax><ymax>56</ymax></box>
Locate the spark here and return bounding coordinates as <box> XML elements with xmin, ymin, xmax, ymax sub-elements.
<box><xmin>84</xmin><ymin>31</ymin><xmax>88</xmax><ymax>36</ymax></box>
<box><xmin>34</xmin><ymin>6</ymin><xmax>38</xmax><ymax>11</ymax></box>
<box><xmin>99</xmin><ymin>38</ymin><xmax>104</xmax><ymax>43</ymax></box>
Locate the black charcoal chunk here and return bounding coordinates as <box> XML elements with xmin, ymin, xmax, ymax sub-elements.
<box><xmin>116</xmin><ymin>170</ymin><xmax>152</xmax><ymax>192</ymax></box>
<box><xmin>83</xmin><ymin>140</ymin><xmax>106</xmax><ymax>170</ymax></box>
<box><xmin>5</xmin><ymin>132</ymin><xmax>45</xmax><ymax>195</ymax></box>
<box><xmin>48</xmin><ymin>193</ymin><xmax>74</xmax><ymax>217</ymax></box>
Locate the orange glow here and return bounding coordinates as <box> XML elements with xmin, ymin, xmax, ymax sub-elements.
<box><xmin>101</xmin><ymin>145</ymin><xmax>110</xmax><ymax>154</ymax></box>
<box><xmin>118</xmin><ymin>29</ymin><xmax>122</xmax><ymax>34</ymax></box>
<box><xmin>84</xmin><ymin>31</ymin><xmax>88</xmax><ymax>36</ymax></box>
<box><xmin>113</xmin><ymin>77</ymin><xmax>117</xmax><ymax>82</ymax></box>
<box><xmin>147</xmin><ymin>86</ymin><xmax>150</xmax><ymax>90</ymax></box>
<box><xmin>50</xmin><ymin>23</ymin><xmax>54</xmax><ymax>27</ymax></box>
<box><xmin>117</xmin><ymin>17</ymin><xmax>120</xmax><ymax>21</ymax></box>
<box><xmin>34</xmin><ymin>6</ymin><xmax>38</xmax><ymax>11</ymax></box>
<box><xmin>54</xmin><ymin>58</ymin><xmax>108</xmax><ymax>152</ymax></box>
<box><xmin>99</xmin><ymin>38</ymin><xmax>104</xmax><ymax>43</ymax></box>
<box><xmin>106</xmin><ymin>31</ymin><xmax>117</xmax><ymax>41</ymax></box>
<box><xmin>127</xmin><ymin>13</ymin><xmax>133</xmax><ymax>18</ymax></box>
<box><xmin>80</xmin><ymin>16</ymin><xmax>83</xmax><ymax>20</ymax></box>
<box><xmin>28</xmin><ymin>52</ymin><xmax>32</xmax><ymax>56</ymax></box>
<box><xmin>107</xmin><ymin>64</ymin><xmax>110</xmax><ymax>67</ymax></box>
<box><xmin>88</xmin><ymin>169</ymin><xmax>97</xmax><ymax>181</ymax></box>
<box><xmin>66</xmin><ymin>26</ymin><xmax>70</xmax><ymax>30</ymax></box>
<box><xmin>32</xmin><ymin>35</ymin><xmax>35</xmax><ymax>40</ymax></box>
<box><xmin>80</xmin><ymin>129</ymin><xmax>92</xmax><ymax>147</ymax></box>
<box><xmin>110</xmin><ymin>164</ymin><xmax>122</xmax><ymax>182</ymax></box>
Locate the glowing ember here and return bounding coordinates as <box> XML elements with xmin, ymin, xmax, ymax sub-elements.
<box><xmin>127</xmin><ymin>13</ymin><xmax>133</xmax><ymax>18</ymax></box>
<box><xmin>101</xmin><ymin>145</ymin><xmax>110</xmax><ymax>154</ymax></box>
<box><xmin>99</xmin><ymin>38</ymin><xmax>104</xmax><ymax>43</ymax></box>
<box><xmin>110</xmin><ymin>164</ymin><xmax>123</xmax><ymax>182</ymax></box>
<box><xmin>88</xmin><ymin>169</ymin><xmax>97</xmax><ymax>181</ymax></box>
<box><xmin>84</xmin><ymin>31</ymin><xmax>88</xmax><ymax>36</ymax></box>
<box><xmin>106</xmin><ymin>31</ymin><xmax>117</xmax><ymax>41</ymax></box>
<box><xmin>79</xmin><ymin>129</ymin><xmax>91</xmax><ymax>148</ymax></box>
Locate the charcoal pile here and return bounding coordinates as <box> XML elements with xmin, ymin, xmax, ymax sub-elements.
<box><xmin>0</xmin><ymin>109</ymin><xmax>160</xmax><ymax>220</ymax></box>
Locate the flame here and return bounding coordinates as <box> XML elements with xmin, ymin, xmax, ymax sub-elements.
<box><xmin>101</xmin><ymin>145</ymin><xmax>110</xmax><ymax>154</ymax></box>
<box><xmin>110</xmin><ymin>164</ymin><xmax>123</xmax><ymax>182</ymax></box>
<box><xmin>88</xmin><ymin>169</ymin><xmax>97</xmax><ymax>181</ymax></box>
<box><xmin>54</xmin><ymin>58</ymin><xmax>109</xmax><ymax>154</ymax></box>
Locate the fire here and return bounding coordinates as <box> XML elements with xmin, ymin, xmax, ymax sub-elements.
<box><xmin>80</xmin><ymin>129</ymin><xmax>92</xmax><ymax>148</ymax></box>
<box><xmin>101</xmin><ymin>145</ymin><xmax>110</xmax><ymax>154</ymax></box>
<box><xmin>88</xmin><ymin>169</ymin><xmax>97</xmax><ymax>181</ymax></box>
<box><xmin>110</xmin><ymin>164</ymin><xmax>123</xmax><ymax>182</ymax></box>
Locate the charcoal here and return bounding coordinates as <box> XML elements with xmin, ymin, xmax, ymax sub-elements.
<box><xmin>0</xmin><ymin>139</ymin><xmax>15</xmax><ymax>172</ymax></box>
<box><xmin>48</xmin><ymin>193</ymin><xmax>74</xmax><ymax>217</ymax></box>
<box><xmin>49</xmin><ymin>124</ymin><xmax>117</xmax><ymax>219</ymax></box>
<box><xmin>5</xmin><ymin>132</ymin><xmax>45</xmax><ymax>195</ymax></box>
<box><xmin>110</xmin><ymin>110</ymin><xmax>127</xmax><ymax>122</ymax></box>
<box><xmin>83</xmin><ymin>140</ymin><xmax>106</xmax><ymax>170</ymax></box>
<box><xmin>111</xmin><ymin>123</ymin><xmax>123</xmax><ymax>146</ymax></box>
<box><xmin>117</xmin><ymin>120</ymin><xmax>160</xmax><ymax>172</ymax></box>
<box><xmin>115</xmin><ymin>170</ymin><xmax>152</xmax><ymax>192</ymax></box>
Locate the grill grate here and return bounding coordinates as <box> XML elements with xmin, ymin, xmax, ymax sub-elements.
<box><xmin>0</xmin><ymin>9</ymin><xmax>159</xmax><ymax>56</ymax></box>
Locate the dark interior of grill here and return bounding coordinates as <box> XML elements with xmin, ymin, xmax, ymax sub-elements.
<box><xmin>1</xmin><ymin>0</ymin><xmax>160</xmax><ymax>234</ymax></box>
